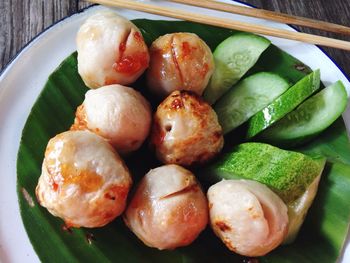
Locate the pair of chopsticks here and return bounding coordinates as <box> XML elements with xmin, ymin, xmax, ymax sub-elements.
<box><xmin>87</xmin><ymin>0</ymin><xmax>350</xmax><ymax>51</ymax></box>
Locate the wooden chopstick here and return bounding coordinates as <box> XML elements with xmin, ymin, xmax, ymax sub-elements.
<box><xmin>87</xmin><ymin>0</ymin><xmax>350</xmax><ymax>51</ymax></box>
<box><xmin>171</xmin><ymin>0</ymin><xmax>350</xmax><ymax>36</ymax></box>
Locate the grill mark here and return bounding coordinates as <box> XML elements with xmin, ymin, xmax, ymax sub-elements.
<box><xmin>171</xmin><ymin>98</ymin><xmax>184</xmax><ymax>109</ymax></box>
<box><xmin>215</xmin><ymin>221</ymin><xmax>231</xmax><ymax>232</ymax></box>
<box><xmin>70</xmin><ymin>104</ymin><xmax>88</xmax><ymax>131</ymax></box>
<box><xmin>170</xmin><ymin>35</ymin><xmax>184</xmax><ymax>86</ymax></box>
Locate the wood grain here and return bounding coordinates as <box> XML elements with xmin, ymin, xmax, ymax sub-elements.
<box><xmin>0</xmin><ymin>0</ymin><xmax>349</xmax><ymax>77</ymax></box>
<box><xmin>87</xmin><ymin>0</ymin><xmax>350</xmax><ymax>50</ymax></box>
<box><xmin>171</xmin><ymin>0</ymin><xmax>350</xmax><ymax>35</ymax></box>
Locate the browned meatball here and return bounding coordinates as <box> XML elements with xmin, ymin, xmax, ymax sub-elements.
<box><xmin>150</xmin><ymin>90</ymin><xmax>224</xmax><ymax>166</ymax></box>
<box><xmin>147</xmin><ymin>33</ymin><xmax>214</xmax><ymax>97</ymax></box>
<box><xmin>77</xmin><ymin>11</ymin><xmax>149</xmax><ymax>89</ymax></box>
<box><xmin>208</xmin><ymin>180</ymin><xmax>288</xmax><ymax>257</ymax></box>
<box><xmin>36</xmin><ymin>131</ymin><xmax>132</xmax><ymax>228</ymax></box>
<box><xmin>124</xmin><ymin>164</ymin><xmax>208</xmax><ymax>250</ymax></box>
<box><xmin>71</xmin><ymin>84</ymin><xmax>152</xmax><ymax>154</ymax></box>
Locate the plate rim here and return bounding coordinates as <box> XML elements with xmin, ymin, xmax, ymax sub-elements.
<box><xmin>1</xmin><ymin>1</ymin><xmax>349</xmax><ymax>262</ymax></box>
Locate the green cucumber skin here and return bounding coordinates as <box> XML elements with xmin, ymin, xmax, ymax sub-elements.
<box><xmin>204</xmin><ymin>33</ymin><xmax>271</xmax><ymax>104</ymax></box>
<box><xmin>260</xmin><ymin>81</ymin><xmax>348</xmax><ymax>147</ymax></box>
<box><xmin>214</xmin><ymin>72</ymin><xmax>290</xmax><ymax>134</ymax></box>
<box><xmin>246</xmin><ymin>69</ymin><xmax>321</xmax><ymax>138</ymax></box>
<box><xmin>206</xmin><ymin>142</ymin><xmax>326</xmax><ymax>203</ymax></box>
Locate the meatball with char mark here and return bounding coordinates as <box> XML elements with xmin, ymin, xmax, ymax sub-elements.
<box><xmin>77</xmin><ymin>11</ymin><xmax>149</xmax><ymax>89</ymax></box>
<box><xmin>147</xmin><ymin>33</ymin><xmax>214</xmax><ymax>97</ymax></box>
<box><xmin>208</xmin><ymin>180</ymin><xmax>289</xmax><ymax>257</ymax></box>
<box><xmin>124</xmin><ymin>164</ymin><xmax>208</xmax><ymax>250</ymax></box>
<box><xmin>150</xmin><ymin>90</ymin><xmax>224</xmax><ymax>166</ymax></box>
<box><xmin>36</xmin><ymin>131</ymin><xmax>132</xmax><ymax>228</ymax></box>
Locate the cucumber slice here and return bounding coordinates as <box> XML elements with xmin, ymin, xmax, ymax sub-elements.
<box><xmin>246</xmin><ymin>69</ymin><xmax>321</xmax><ymax>138</ymax></box>
<box><xmin>214</xmin><ymin>72</ymin><xmax>290</xmax><ymax>134</ymax></box>
<box><xmin>284</xmin><ymin>175</ymin><xmax>321</xmax><ymax>244</ymax></box>
<box><xmin>205</xmin><ymin>142</ymin><xmax>326</xmax><ymax>203</ymax></box>
<box><xmin>203</xmin><ymin>33</ymin><xmax>271</xmax><ymax>104</ymax></box>
<box><xmin>260</xmin><ymin>81</ymin><xmax>348</xmax><ymax>146</ymax></box>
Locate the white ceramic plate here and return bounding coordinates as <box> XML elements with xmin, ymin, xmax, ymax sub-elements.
<box><xmin>0</xmin><ymin>1</ymin><xmax>349</xmax><ymax>262</ymax></box>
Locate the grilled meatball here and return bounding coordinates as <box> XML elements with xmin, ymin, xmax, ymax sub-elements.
<box><xmin>77</xmin><ymin>11</ymin><xmax>149</xmax><ymax>89</ymax></box>
<box><xmin>36</xmin><ymin>131</ymin><xmax>132</xmax><ymax>228</ymax></box>
<box><xmin>147</xmin><ymin>33</ymin><xmax>214</xmax><ymax>97</ymax></box>
<box><xmin>207</xmin><ymin>180</ymin><xmax>289</xmax><ymax>257</ymax></box>
<box><xmin>71</xmin><ymin>84</ymin><xmax>152</xmax><ymax>154</ymax></box>
<box><xmin>150</xmin><ymin>90</ymin><xmax>224</xmax><ymax>166</ymax></box>
<box><xmin>124</xmin><ymin>164</ymin><xmax>208</xmax><ymax>250</ymax></box>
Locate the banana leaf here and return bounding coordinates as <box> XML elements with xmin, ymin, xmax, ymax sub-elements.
<box><xmin>17</xmin><ymin>20</ymin><xmax>350</xmax><ymax>263</ymax></box>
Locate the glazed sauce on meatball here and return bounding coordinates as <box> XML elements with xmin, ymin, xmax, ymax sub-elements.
<box><xmin>133</xmin><ymin>31</ymin><xmax>143</xmax><ymax>42</ymax></box>
<box><xmin>182</xmin><ymin>41</ymin><xmax>192</xmax><ymax>58</ymax></box>
<box><xmin>114</xmin><ymin>32</ymin><xmax>149</xmax><ymax>75</ymax></box>
<box><xmin>49</xmin><ymin>180</ymin><xmax>59</xmax><ymax>192</ymax></box>
<box><xmin>119</xmin><ymin>42</ymin><xmax>126</xmax><ymax>53</ymax></box>
<box><xmin>62</xmin><ymin>167</ymin><xmax>103</xmax><ymax>193</ymax></box>
<box><xmin>45</xmin><ymin>138</ymin><xmax>104</xmax><ymax>193</ymax></box>
<box><xmin>48</xmin><ymin>164</ymin><xmax>104</xmax><ymax>193</ymax></box>
<box><xmin>114</xmin><ymin>52</ymin><xmax>149</xmax><ymax>75</ymax></box>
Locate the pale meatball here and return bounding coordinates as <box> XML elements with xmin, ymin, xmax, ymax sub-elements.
<box><xmin>71</xmin><ymin>84</ymin><xmax>152</xmax><ymax>154</ymax></box>
<box><xmin>36</xmin><ymin>131</ymin><xmax>132</xmax><ymax>228</ymax></box>
<box><xmin>124</xmin><ymin>164</ymin><xmax>208</xmax><ymax>250</ymax></box>
<box><xmin>150</xmin><ymin>90</ymin><xmax>224</xmax><ymax>166</ymax></box>
<box><xmin>207</xmin><ymin>180</ymin><xmax>289</xmax><ymax>257</ymax></box>
<box><xmin>147</xmin><ymin>32</ymin><xmax>214</xmax><ymax>97</ymax></box>
<box><xmin>77</xmin><ymin>11</ymin><xmax>150</xmax><ymax>89</ymax></box>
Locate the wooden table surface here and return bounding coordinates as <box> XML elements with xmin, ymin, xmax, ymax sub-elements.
<box><xmin>0</xmin><ymin>0</ymin><xmax>349</xmax><ymax>77</ymax></box>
